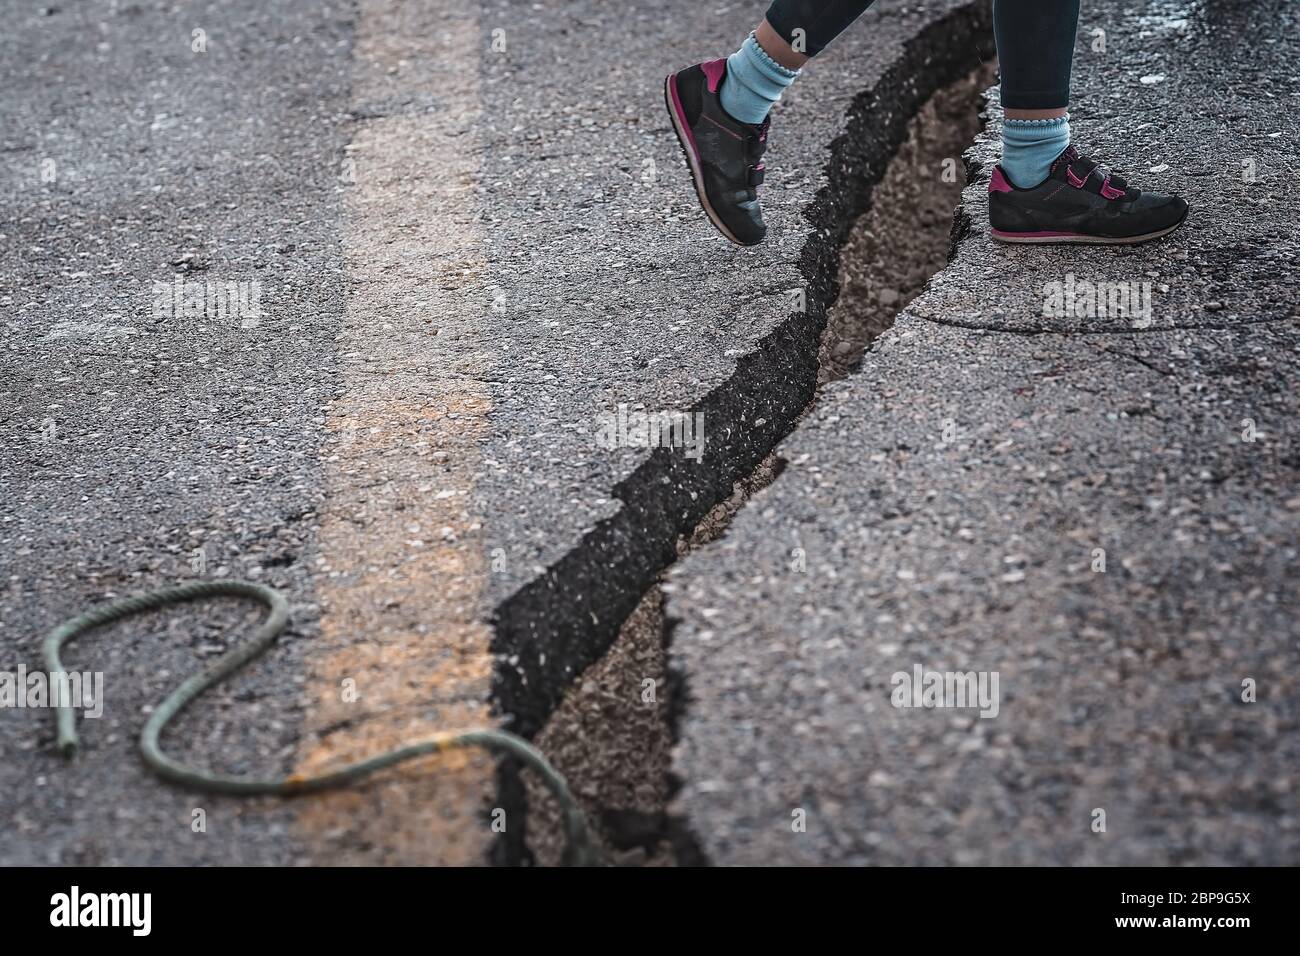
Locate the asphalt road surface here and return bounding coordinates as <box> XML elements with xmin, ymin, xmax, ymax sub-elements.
<box><xmin>667</xmin><ymin>0</ymin><xmax>1300</xmax><ymax>864</ymax></box>
<box><xmin>2</xmin><ymin>0</ymin><xmax>1295</xmax><ymax>866</ymax></box>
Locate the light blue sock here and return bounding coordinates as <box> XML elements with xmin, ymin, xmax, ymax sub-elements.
<box><xmin>719</xmin><ymin>32</ymin><xmax>801</xmax><ymax>126</ymax></box>
<box><xmin>1001</xmin><ymin>115</ymin><xmax>1070</xmax><ymax>188</ymax></box>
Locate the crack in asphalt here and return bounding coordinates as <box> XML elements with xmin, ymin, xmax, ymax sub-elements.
<box><xmin>911</xmin><ymin>311</ymin><xmax>1296</xmax><ymax>335</ymax></box>
<box><xmin>490</xmin><ymin>2</ymin><xmax>1000</xmax><ymax>866</ymax></box>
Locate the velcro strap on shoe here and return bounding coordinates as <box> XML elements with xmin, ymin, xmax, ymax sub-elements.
<box><xmin>1066</xmin><ymin>157</ymin><xmax>1100</xmax><ymax>188</ymax></box>
<box><xmin>1099</xmin><ymin>175</ymin><xmax>1127</xmax><ymax>200</ymax></box>
<box><xmin>747</xmin><ymin>164</ymin><xmax>765</xmax><ymax>186</ymax></box>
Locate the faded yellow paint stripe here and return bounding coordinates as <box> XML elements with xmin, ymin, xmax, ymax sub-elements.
<box><xmin>292</xmin><ymin>0</ymin><xmax>496</xmax><ymax>865</ymax></box>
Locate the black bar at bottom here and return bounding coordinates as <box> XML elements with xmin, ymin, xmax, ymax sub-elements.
<box><xmin>0</xmin><ymin>865</ymin><xmax>1281</xmax><ymax>942</ymax></box>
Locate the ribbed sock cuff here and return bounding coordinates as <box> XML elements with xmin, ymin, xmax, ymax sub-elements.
<box><xmin>719</xmin><ymin>32</ymin><xmax>801</xmax><ymax>125</ymax></box>
<box><xmin>1001</xmin><ymin>115</ymin><xmax>1070</xmax><ymax>188</ymax></box>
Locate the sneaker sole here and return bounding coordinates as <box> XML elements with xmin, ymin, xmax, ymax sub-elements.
<box><xmin>990</xmin><ymin>209</ymin><xmax>1189</xmax><ymax>246</ymax></box>
<box><xmin>663</xmin><ymin>74</ymin><xmax>756</xmax><ymax>248</ymax></box>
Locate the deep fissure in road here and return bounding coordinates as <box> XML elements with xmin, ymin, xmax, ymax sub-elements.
<box><xmin>491</xmin><ymin>3</ymin><xmax>1000</xmax><ymax>866</ymax></box>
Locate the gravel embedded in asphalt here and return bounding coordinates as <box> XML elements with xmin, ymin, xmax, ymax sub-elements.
<box><xmin>666</xmin><ymin>0</ymin><xmax>1300</xmax><ymax>865</ymax></box>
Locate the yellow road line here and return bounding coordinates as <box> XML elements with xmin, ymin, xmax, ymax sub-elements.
<box><xmin>292</xmin><ymin>0</ymin><xmax>496</xmax><ymax>865</ymax></box>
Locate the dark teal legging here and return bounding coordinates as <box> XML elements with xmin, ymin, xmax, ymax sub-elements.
<box><xmin>763</xmin><ymin>0</ymin><xmax>1080</xmax><ymax>109</ymax></box>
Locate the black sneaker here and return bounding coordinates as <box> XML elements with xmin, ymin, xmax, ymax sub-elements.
<box><xmin>989</xmin><ymin>145</ymin><xmax>1189</xmax><ymax>245</ymax></box>
<box><xmin>664</xmin><ymin>59</ymin><xmax>768</xmax><ymax>246</ymax></box>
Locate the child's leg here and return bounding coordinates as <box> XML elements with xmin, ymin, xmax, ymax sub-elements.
<box><xmin>665</xmin><ymin>2</ymin><xmax>878</xmax><ymax>244</ymax></box>
<box><xmin>994</xmin><ymin>0</ymin><xmax>1080</xmax><ymax>187</ymax></box>
<box><xmin>988</xmin><ymin>0</ymin><xmax>1187</xmax><ymax>244</ymax></box>
<box><xmin>761</xmin><ymin>1</ymin><xmax>878</xmax><ymax>59</ymax></box>
<box><xmin>720</xmin><ymin>2</ymin><xmax>877</xmax><ymax>124</ymax></box>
